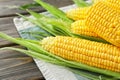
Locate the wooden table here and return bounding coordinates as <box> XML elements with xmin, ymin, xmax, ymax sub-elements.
<box><xmin>0</xmin><ymin>0</ymin><xmax>73</xmax><ymax>80</ymax></box>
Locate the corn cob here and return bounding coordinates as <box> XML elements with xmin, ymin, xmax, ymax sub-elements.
<box><xmin>106</xmin><ymin>0</ymin><xmax>120</xmax><ymax>5</ymax></box>
<box><xmin>66</xmin><ymin>7</ymin><xmax>90</xmax><ymax>20</ymax></box>
<box><xmin>105</xmin><ymin>0</ymin><xmax>120</xmax><ymax>11</ymax></box>
<box><xmin>86</xmin><ymin>2</ymin><xmax>120</xmax><ymax>47</ymax></box>
<box><xmin>41</xmin><ymin>36</ymin><xmax>120</xmax><ymax>72</ymax></box>
<box><xmin>71</xmin><ymin>20</ymin><xmax>99</xmax><ymax>37</ymax></box>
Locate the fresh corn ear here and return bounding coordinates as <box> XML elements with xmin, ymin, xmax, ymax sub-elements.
<box><xmin>66</xmin><ymin>7</ymin><xmax>90</xmax><ymax>20</ymax></box>
<box><xmin>41</xmin><ymin>36</ymin><xmax>120</xmax><ymax>72</ymax></box>
<box><xmin>71</xmin><ymin>20</ymin><xmax>99</xmax><ymax>37</ymax></box>
<box><xmin>86</xmin><ymin>2</ymin><xmax>120</xmax><ymax>47</ymax></box>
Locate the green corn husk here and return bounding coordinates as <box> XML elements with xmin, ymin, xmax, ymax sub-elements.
<box><xmin>19</xmin><ymin>0</ymin><xmax>92</xmax><ymax>10</ymax></box>
<box><xmin>19</xmin><ymin>2</ymin><xmax>40</xmax><ymax>10</ymax></box>
<box><xmin>17</xmin><ymin>12</ymin><xmax>110</xmax><ymax>44</ymax></box>
<box><xmin>34</xmin><ymin>0</ymin><xmax>73</xmax><ymax>23</ymax></box>
<box><xmin>72</xmin><ymin>0</ymin><xmax>92</xmax><ymax>7</ymax></box>
<box><xmin>17</xmin><ymin>13</ymin><xmax>74</xmax><ymax>37</ymax></box>
<box><xmin>21</xmin><ymin>31</ymin><xmax>50</xmax><ymax>40</ymax></box>
<box><xmin>27</xmin><ymin>9</ymin><xmax>71</xmax><ymax>30</ymax></box>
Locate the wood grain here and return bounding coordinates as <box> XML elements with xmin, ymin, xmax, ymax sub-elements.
<box><xmin>0</xmin><ymin>17</ymin><xmax>19</xmax><ymax>47</ymax></box>
<box><xmin>0</xmin><ymin>46</ymin><xmax>44</xmax><ymax>80</ymax></box>
<box><xmin>0</xmin><ymin>58</ymin><xmax>44</xmax><ymax>80</ymax></box>
<box><xmin>0</xmin><ymin>46</ymin><xmax>27</xmax><ymax>59</ymax></box>
<box><xmin>0</xmin><ymin>0</ymin><xmax>73</xmax><ymax>17</ymax></box>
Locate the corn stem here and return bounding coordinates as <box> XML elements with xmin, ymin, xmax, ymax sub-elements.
<box><xmin>72</xmin><ymin>0</ymin><xmax>92</xmax><ymax>7</ymax></box>
<box><xmin>34</xmin><ymin>0</ymin><xmax>73</xmax><ymax>23</ymax></box>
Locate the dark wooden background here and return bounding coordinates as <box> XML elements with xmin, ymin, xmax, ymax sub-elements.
<box><xmin>0</xmin><ymin>0</ymin><xmax>73</xmax><ymax>80</ymax></box>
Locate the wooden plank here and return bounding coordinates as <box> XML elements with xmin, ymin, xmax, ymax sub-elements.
<box><xmin>0</xmin><ymin>46</ymin><xmax>27</xmax><ymax>59</ymax></box>
<box><xmin>0</xmin><ymin>17</ymin><xmax>19</xmax><ymax>47</ymax></box>
<box><xmin>0</xmin><ymin>0</ymin><xmax>73</xmax><ymax>17</ymax></box>
<box><xmin>0</xmin><ymin>57</ymin><xmax>45</xmax><ymax>80</ymax></box>
<box><xmin>0</xmin><ymin>46</ymin><xmax>45</xmax><ymax>80</ymax></box>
